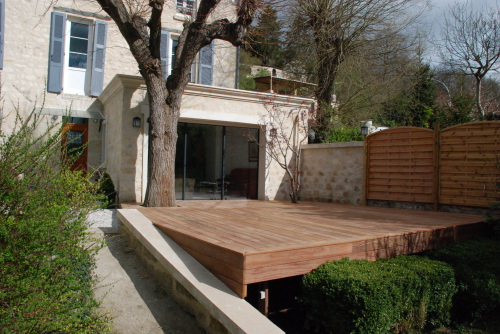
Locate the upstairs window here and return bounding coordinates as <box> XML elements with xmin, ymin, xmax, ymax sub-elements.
<box><xmin>64</xmin><ymin>20</ymin><xmax>90</xmax><ymax>95</ymax></box>
<box><xmin>160</xmin><ymin>31</ymin><xmax>197</xmax><ymax>83</ymax></box>
<box><xmin>47</xmin><ymin>12</ymin><xmax>108</xmax><ymax>96</ymax></box>
<box><xmin>176</xmin><ymin>0</ymin><xmax>195</xmax><ymax>15</ymax></box>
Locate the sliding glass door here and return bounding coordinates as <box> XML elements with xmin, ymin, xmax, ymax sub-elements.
<box><xmin>175</xmin><ymin>123</ymin><xmax>259</xmax><ymax>200</ymax></box>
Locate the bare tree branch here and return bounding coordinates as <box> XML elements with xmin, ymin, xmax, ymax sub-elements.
<box><xmin>441</xmin><ymin>0</ymin><xmax>500</xmax><ymax>116</ymax></box>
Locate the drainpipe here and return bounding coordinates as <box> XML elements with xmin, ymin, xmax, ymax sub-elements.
<box><xmin>235</xmin><ymin>46</ymin><xmax>240</xmax><ymax>89</ymax></box>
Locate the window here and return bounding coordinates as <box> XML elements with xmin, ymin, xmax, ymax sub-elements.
<box><xmin>160</xmin><ymin>32</ymin><xmax>197</xmax><ymax>83</ymax></box>
<box><xmin>47</xmin><ymin>12</ymin><xmax>108</xmax><ymax>96</ymax></box>
<box><xmin>64</xmin><ymin>20</ymin><xmax>90</xmax><ymax>95</ymax></box>
<box><xmin>198</xmin><ymin>42</ymin><xmax>214</xmax><ymax>85</ymax></box>
<box><xmin>176</xmin><ymin>0</ymin><xmax>195</xmax><ymax>15</ymax></box>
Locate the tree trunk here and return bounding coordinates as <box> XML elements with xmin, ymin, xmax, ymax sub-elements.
<box><xmin>143</xmin><ymin>74</ymin><xmax>178</xmax><ymax>207</ymax></box>
<box><xmin>475</xmin><ymin>77</ymin><xmax>484</xmax><ymax>117</ymax></box>
<box><xmin>314</xmin><ymin>50</ymin><xmax>339</xmax><ymax>141</ymax></box>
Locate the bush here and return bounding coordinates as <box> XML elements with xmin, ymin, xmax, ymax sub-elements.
<box><xmin>99</xmin><ymin>172</ymin><xmax>116</xmax><ymax>208</ymax></box>
<box><xmin>322</xmin><ymin>127</ymin><xmax>364</xmax><ymax>143</ymax></box>
<box><xmin>425</xmin><ymin>237</ymin><xmax>500</xmax><ymax>325</ymax></box>
<box><xmin>301</xmin><ymin>256</ymin><xmax>456</xmax><ymax>334</ymax></box>
<box><xmin>0</xmin><ymin>110</ymin><xmax>111</xmax><ymax>333</ymax></box>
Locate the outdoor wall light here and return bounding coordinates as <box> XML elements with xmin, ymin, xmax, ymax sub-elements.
<box><xmin>360</xmin><ymin>125</ymin><xmax>369</xmax><ymax>136</ymax></box>
<box><xmin>308</xmin><ymin>128</ymin><xmax>316</xmax><ymax>143</ymax></box>
<box><xmin>132</xmin><ymin>116</ymin><xmax>141</xmax><ymax>128</ymax></box>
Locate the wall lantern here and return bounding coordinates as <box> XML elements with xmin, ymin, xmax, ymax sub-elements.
<box><xmin>308</xmin><ymin>128</ymin><xmax>316</xmax><ymax>143</ymax></box>
<box><xmin>360</xmin><ymin>125</ymin><xmax>369</xmax><ymax>136</ymax></box>
<box><xmin>132</xmin><ymin>116</ymin><xmax>141</xmax><ymax>128</ymax></box>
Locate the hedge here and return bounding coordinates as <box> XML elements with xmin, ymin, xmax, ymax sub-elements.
<box><xmin>425</xmin><ymin>237</ymin><xmax>500</xmax><ymax>324</ymax></box>
<box><xmin>301</xmin><ymin>256</ymin><xmax>456</xmax><ymax>334</ymax></box>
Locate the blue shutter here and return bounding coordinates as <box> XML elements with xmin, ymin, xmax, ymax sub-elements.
<box><xmin>90</xmin><ymin>20</ymin><xmax>107</xmax><ymax>96</ymax></box>
<box><xmin>160</xmin><ymin>30</ymin><xmax>170</xmax><ymax>80</ymax></box>
<box><xmin>47</xmin><ymin>12</ymin><xmax>66</xmax><ymax>93</ymax></box>
<box><xmin>0</xmin><ymin>0</ymin><xmax>5</xmax><ymax>70</ymax></box>
<box><xmin>198</xmin><ymin>42</ymin><xmax>213</xmax><ymax>85</ymax></box>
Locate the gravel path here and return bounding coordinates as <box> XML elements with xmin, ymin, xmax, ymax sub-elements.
<box><xmin>89</xmin><ymin>209</ymin><xmax>202</xmax><ymax>334</ymax></box>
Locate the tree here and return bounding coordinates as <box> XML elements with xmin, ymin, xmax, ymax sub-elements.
<box><xmin>434</xmin><ymin>93</ymin><xmax>476</xmax><ymax>128</ymax></box>
<box><xmin>248</xmin><ymin>1</ymin><xmax>284</xmax><ymax>66</ymax></box>
<box><xmin>286</xmin><ymin>0</ymin><xmax>427</xmax><ymax>139</ymax></box>
<box><xmin>68</xmin><ymin>0</ymin><xmax>258</xmax><ymax>207</ymax></box>
<box><xmin>441</xmin><ymin>1</ymin><xmax>500</xmax><ymax>117</ymax></box>
<box><xmin>247</xmin><ymin>99</ymin><xmax>313</xmax><ymax>203</ymax></box>
<box><xmin>379</xmin><ymin>63</ymin><xmax>436</xmax><ymax>128</ymax></box>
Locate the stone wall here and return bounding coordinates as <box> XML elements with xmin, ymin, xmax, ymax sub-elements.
<box><xmin>300</xmin><ymin>142</ymin><xmax>364</xmax><ymax>205</ymax></box>
<box><xmin>120</xmin><ymin>223</ymin><xmax>229</xmax><ymax>334</ymax></box>
<box><xmin>117</xmin><ymin>209</ymin><xmax>284</xmax><ymax>334</ymax></box>
<box><xmin>0</xmin><ymin>0</ymin><xmax>237</xmax><ymax>165</ymax></box>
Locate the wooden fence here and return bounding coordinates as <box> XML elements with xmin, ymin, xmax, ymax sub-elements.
<box><xmin>363</xmin><ymin>122</ymin><xmax>500</xmax><ymax>209</ymax></box>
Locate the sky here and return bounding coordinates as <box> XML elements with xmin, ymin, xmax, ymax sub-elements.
<box><xmin>424</xmin><ymin>0</ymin><xmax>499</xmax><ymax>65</ymax></box>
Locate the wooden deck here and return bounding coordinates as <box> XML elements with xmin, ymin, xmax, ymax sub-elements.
<box><xmin>137</xmin><ymin>201</ymin><xmax>486</xmax><ymax>298</ymax></box>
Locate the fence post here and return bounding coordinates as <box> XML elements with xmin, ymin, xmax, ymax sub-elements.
<box><xmin>362</xmin><ymin>135</ymin><xmax>368</xmax><ymax>206</ymax></box>
<box><xmin>433</xmin><ymin>123</ymin><xmax>441</xmax><ymax>211</ymax></box>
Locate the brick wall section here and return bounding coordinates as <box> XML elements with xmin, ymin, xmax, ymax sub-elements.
<box><xmin>300</xmin><ymin>142</ymin><xmax>364</xmax><ymax>205</ymax></box>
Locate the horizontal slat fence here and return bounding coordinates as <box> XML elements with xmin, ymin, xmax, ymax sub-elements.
<box><xmin>365</xmin><ymin>127</ymin><xmax>436</xmax><ymax>204</ymax></box>
<box><xmin>364</xmin><ymin>122</ymin><xmax>500</xmax><ymax>209</ymax></box>
<box><xmin>440</xmin><ymin>122</ymin><xmax>499</xmax><ymax>207</ymax></box>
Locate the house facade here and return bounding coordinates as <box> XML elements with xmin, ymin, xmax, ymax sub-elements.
<box><xmin>0</xmin><ymin>0</ymin><xmax>312</xmax><ymax>203</ymax></box>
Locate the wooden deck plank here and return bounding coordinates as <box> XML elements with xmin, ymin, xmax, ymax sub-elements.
<box><xmin>137</xmin><ymin>201</ymin><xmax>485</xmax><ymax>297</ymax></box>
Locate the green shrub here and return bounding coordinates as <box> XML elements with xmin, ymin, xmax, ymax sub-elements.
<box><xmin>99</xmin><ymin>172</ymin><xmax>116</xmax><ymax>208</ymax></box>
<box><xmin>425</xmin><ymin>237</ymin><xmax>500</xmax><ymax>324</ymax></box>
<box><xmin>322</xmin><ymin>127</ymin><xmax>364</xmax><ymax>143</ymax></box>
<box><xmin>0</xmin><ymin>109</ymin><xmax>111</xmax><ymax>333</ymax></box>
<box><xmin>301</xmin><ymin>256</ymin><xmax>456</xmax><ymax>334</ymax></box>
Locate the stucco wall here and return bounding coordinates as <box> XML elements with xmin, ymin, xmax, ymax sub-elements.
<box><xmin>300</xmin><ymin>142</ymin><xmax>364</xmax><ymax>205</ymax></box>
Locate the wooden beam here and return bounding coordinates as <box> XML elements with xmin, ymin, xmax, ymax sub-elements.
<box><xmin>258</xmin><ymin>282</ymin><xmax>269</xmax><ymax>317</ymax></box>
<box><xmin>362</xmin><ymin>136</ymin><xmax>368</xmax><ymax>206</ymax></box>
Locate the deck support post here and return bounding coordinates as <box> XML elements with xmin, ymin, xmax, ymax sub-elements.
<box><xmin>258</xmin><ymin>282</ymin><xmax>269</xmax><ymax>317</ymax></box>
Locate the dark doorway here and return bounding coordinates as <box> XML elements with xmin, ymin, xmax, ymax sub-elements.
<box><xmin>175</xmin><ymin>123</ymin><xmax>259</xmax><ymax>200</ymax></box>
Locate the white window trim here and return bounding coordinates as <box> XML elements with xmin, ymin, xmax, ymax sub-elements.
<box><xmin>167</xmin><ymin>33</ymin><xmax>196</xmax><ymax>83</ymax></box>
<box><xmin>167</xmin><ymin>34</ymin><xmax>179</xmax><ymax>77</ymax></box>
<box><xmin>63</xmin><ymin>17</ymin><xmax>94</xmax><ymax>96</ymax></box>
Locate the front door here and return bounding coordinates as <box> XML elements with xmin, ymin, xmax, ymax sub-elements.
<box><xmin>62</xmin><ymin>122</ymin><xmax>88</xmax><ymax>172</ymax></box>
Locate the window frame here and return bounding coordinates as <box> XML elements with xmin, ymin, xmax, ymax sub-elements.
<box><xmin>63</xmin><ymin>17</ymin><xmax>93</xmax><ymax>96</ymax></box>
<box><xmin>47</xmin><ymin>12</ymin><xmax>108</xmax><ymax>97</ymax></box>
<box><xmin>161</xmin><ymin>31</ymin><xmax>195</xmax><ymax>83</ymax></box>
<box><xmin>176</xmin><ymin>0</ymin><xmax>195</xmax><ymax>15</ymax></box>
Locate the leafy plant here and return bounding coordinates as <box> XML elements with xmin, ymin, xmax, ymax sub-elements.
<box><xmin>425</xmin><ymin>237</ymin><xmax>500</xmax><ymax>325</ymax></box>
<box><xmin>99</xmin><ymin>172</ymin><xmax>117</xmax><ymax>208</ymax></box>
<box><xmin>0</xmin><ymin>108</ymin><xmax>111</xmax><ymax>333</ymax></box>
<box><xmin>322</xmin><ymin>127</ymin><xmax>364</xmax><ymax>143</ymax></box>
<box><xmin>301</xmin><ymin>256</ymin><xmax>456</xmax><ymax>334</ymax></box>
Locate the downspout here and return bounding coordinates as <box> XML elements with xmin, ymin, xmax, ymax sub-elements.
<box><xmin>235</xmin><ymin>46</ymin><xmax>240</xmax><ymax>89</ymax></box>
